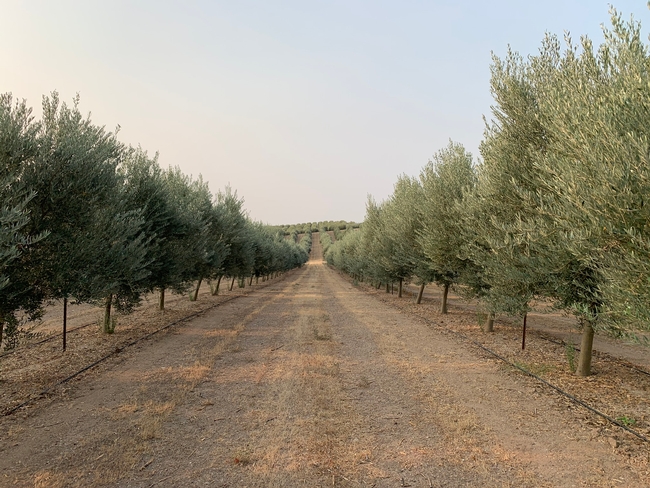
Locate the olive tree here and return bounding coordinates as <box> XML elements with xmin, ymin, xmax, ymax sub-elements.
<box><xmin>20</xmin><ymin>93</ymin><xmax>134</xmax><ymax>348</ymax></box>
<box><xmin>0</xmin><ymin>94</ymin><xmax>45</xmax><ymax>347</ymax></box>
<box><xmin>418</xmin><ymin>141</ymin><xmax>476</xmax><ymax>313</ymax></box>
<box><xmin>528</xmin><ymin>10</ymin><xmax>650</xmax><ymax>374</ymax></box>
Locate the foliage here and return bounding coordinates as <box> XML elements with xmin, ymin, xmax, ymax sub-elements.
<box><xmin>327</xmin><ymin>6</ymin><xmax>650</xmax><ymax>377</ymax></box>
<box><xmin>418</xmin><ymin>142</ymin><xmax>476</xmax><ymax>292</ymax></box>
<box><xmin>0</xmin><ymin>95</ymin><xmax>47</xmax><ymax>332</ymax></box>
<box><xmin>0</xmin><ymin>92</ymin><xmax>308</xmax><ymax>346</ymax></box>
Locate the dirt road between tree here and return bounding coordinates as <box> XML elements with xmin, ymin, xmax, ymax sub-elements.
<box><xmin>1</xmin><ymin>238</ymin><xmax>648</xmax><ymax>487</ymax></box>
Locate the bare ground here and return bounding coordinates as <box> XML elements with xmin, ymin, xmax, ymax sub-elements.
<box><xmin>1</xmin><ymin>239</ymin><xmax>649</xmax><ymax>486</ymax></box>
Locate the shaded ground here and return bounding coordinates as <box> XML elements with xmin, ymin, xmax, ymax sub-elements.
<box><xmin>1</xmin><ymin>238</ymin><xmax>649</xmax><ymax>486</ymax></box>
<box><xmin>402</xmin><ymin>282</ymin><xmax>650</xmax><ymax>370</ymax></box>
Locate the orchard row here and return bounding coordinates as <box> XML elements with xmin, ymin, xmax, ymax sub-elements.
<box><xmin>0</xmin><ymin>93</ymin><xmax>310</xmax><ymax>349</ymax></box>
<box><xmin>324</xmin><ymin>9</ymin><xmax>650</xmax><ymax>377</ymax></box>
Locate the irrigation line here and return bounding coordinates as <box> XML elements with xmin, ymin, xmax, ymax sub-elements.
<box><xmin>0</xmin><ymin>322</ymin><xmax>96</xmax><ymax>359</ymax></box>
<box><xmin>1</xmin><ymin>271</ymin><xmax>296</xmax><ymax>418</ymax></box>
<box><xmin>2</xmin><ymin>278</ymin><xmax>276</xmax><ymax>359</ymax></box>
<box><xmin>413</xmin><ymin>312</ymin><xmax>650</xmax><ymax>443</ymax></box>
<box><xmin>2</xmin><ymin>294</ymin><xmax>243</xmax><ymax>417</ymax></box>
<box><xmin>336</xmin><ymin>273</ymin><xmax>650</xmax><ymax>442</ymax></box>
<box><xmin>404</xmin><ymin>283</ymin><xmax>650</xmax><ymax>379</ymax></box>
<box><xmin>0</xmin><ymin>291</ymin><xmax>235</xmax><ymax>359</ymax></box>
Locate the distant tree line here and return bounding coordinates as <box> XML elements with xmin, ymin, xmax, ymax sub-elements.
<box><xmin>0</xmin><ymin>92</ymin><xmax>309</xmax><ymax>349</ymax></box>
<box><xmin>325</xmin><ymin>9</ymin><xmax>650</xmax><ymax>377</ymax></box>
<box><xmin>271</xmin><ymin>221</ymin><xmax>360</xmax><ymax>237</ymax></box>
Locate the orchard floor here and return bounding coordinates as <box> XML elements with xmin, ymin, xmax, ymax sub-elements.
<box><xmin>1</xmin><ymin>239</ymin><xmax>649</xmax><ymax>486</ymax></box>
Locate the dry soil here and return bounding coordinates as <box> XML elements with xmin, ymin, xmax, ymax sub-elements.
<box><xmin>1</xmin><ymin>238</ymin><xmax>649</xmax><ymax>487</ymax></box>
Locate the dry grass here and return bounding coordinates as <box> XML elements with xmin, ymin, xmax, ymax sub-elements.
<box><xmin>0</xmin><ymin>276</ymin><xmax>287</xmax><ymax>416</ymax></box>
<box><xmin>354</xmin><ymin>275</ymin><xmax>650</xmax><ymax>479</ymax></box>
<box><xmin>33</xmin><ymin>471</ymin><xmax>67</xmax><ymax>488</ymax></box>
<box><xmin>6</xmin><ymin>254</ymin><xmax>650</xmax><ymax>487</ymax></box>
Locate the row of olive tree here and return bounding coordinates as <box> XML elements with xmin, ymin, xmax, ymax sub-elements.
<box><xmin>326</xmin><ymin>8</ymin><xmax>650</xmax><ymax>376</ymax></box>
<box><xmin>0</xmin><ymin>92</ymin><xmax>308</xmax><ymax>349</ymax></box>
<box><xmin>272</xmin><ymin>221</ymin><xmax>359</xmax><ymax>237</ymax></box>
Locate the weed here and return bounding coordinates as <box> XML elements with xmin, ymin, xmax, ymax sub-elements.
<box><xmin>99</xmin><ymin>316</ymin><xmax>118</xmax><ymax>334</ymax></box>
<box><xmin>233</xmin><ymin>448</ymin><xmax>252</xmax><ymax>465</ymax></box>
<box><xmin>210</xmin><ymin>283</ymin><xmax>219</xmax><ymax>295</ymax></box>
<box><xmin>476</xmin><ymin>311</ymin><xmax>487</xmax><ymax>327</ymax></box>
<box><xmin>109</xmin><ymin>316</ymin><xmax>117</xmax><ymax>334</ymax></box>
<box><xmin>616</xmin><ymin>415</ymin><xmax>636</xmax><ymax>426</ymax></box>
<box><xmin>513</xmin><ymin>361</ymin><xmax>554</xmax><ymax>377</ymax></box>
<box><xmin>565</xmin><ymin>343</ymin><xmax>577</xmax><ymax>373</ymax></box>
<box><xmin>313</xmin><ymin>328</ymin><xmax>332</xmax><ymax>341</ymax></box>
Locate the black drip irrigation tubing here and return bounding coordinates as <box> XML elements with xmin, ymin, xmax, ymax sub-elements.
<box><xmin>2</xmin><ymin>294</ymin><xmax>244</xmax><ymax>417</ymax></box>
<box><xmin>0</xmin><ymin>284</ymin><xmax>279</xmax><ymax>361</ymax></box>
<box><xmin>413</xmin><ymin>313</ymin><xmax>650</xmax><ymax>444</ymax></box>
<box><xmin>0</xmin><ymin>321</ymin><xmax>96</xmax><ymax>359</ymax></box>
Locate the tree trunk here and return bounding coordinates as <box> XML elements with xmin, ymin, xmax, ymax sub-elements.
<box><xmin>440</xmin><ymin>283</ymin><xmax>450</xmax><ymax>314</ymax></box>
<box><xmin>229</xmin><ymin>276</ymin><xmax>236</xmax><ymax>291</ymax></box>
<box><xmin>63</xmin><ymin>297</ymin><xmax>68</xmax><ymax>351</ymax></box>
<box><xmin>159</xmin><ymin>287</ymin><xmax>165</xmax><ymax>311</ymax></box>
<box><xmin>211</xmin><ymin>275</ymin><xmax>222</xmax><ymax>296</ymax></box>
<box><xmin>398</xmin><ymin>278</ymin><xmax>403</xmax><ymax>298</ymax></box>
<box><xmin>484</xmin><ymin>312</ymin><xmax>495</xmax><ymax>333</ymax></box>
<box><xmin>521</xmin><ymin>313</ymin><xmax>527</xmax><ymax>350</ymax></box>
<box><xmin>576</xmin><ymin>320</ymin><xmax>595</xmax><ymax>377</ymax></box>
<box><xmin>376</xmin><ymin>282</ymin><xmax>381</xmax><ymax>290</ymax></box>
<box><xmin>416</xmin><ymin>283</ymin><xmax>425</xmax><ymax>304</ymax></box>
<box><xmin>103</xmin><ymin>294</ymin><xmax>113</xmax><ymax>334</ymax></box>
<box><xmin>385</xmin><ymin>283</ymin><xmax>390</xmax><ymax>293</ymax></box>
<box><xmin>192</xmin><ymin>277</ymin><xmax>203</xmax><ymax>301</ymax></box>
<box><xmin>256</xmin><ymin>276</ymin><xmax>259</xmax><ymax>284</ymax></box>
<box><xmin>0</xmin><ymin>319</ymin><xmax>4</xmax><ymax>349</ymax></box>
<box><xmin>249</xmin><ymin>275</ymin><xmax>254</xmax><ymax>286</ymax></box>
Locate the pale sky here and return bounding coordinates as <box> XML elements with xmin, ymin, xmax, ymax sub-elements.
<box><xmin>2</xmin><ymin>1</ymin><xmax>648</xmax><ymax>224</ymax></box>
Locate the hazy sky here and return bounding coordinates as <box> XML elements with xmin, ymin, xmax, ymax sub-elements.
<box><xmin>2</xmin><ymin>1</ymin><xmax>649</xmax><ymax>224</ymax></box>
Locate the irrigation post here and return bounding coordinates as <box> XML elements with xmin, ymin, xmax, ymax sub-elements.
<box><xmin>63</xmin><ymin>297</ymin><xmax>67</xmax><ymax>352</ymax></box>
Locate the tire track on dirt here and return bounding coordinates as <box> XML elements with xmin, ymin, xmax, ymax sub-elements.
<box><xmin>2</xmin><ymin>239</ymin><xmax>647</xmax><ymax>486</ymax></box>
<box><xmin>140</xmin><ymin>261</ymin><xmax>352</xmax><ymax>486</ymax></box>
<box><xmin>320</xmin><ymin>266</ymin><xmax>648</xmax><ymax>487</ymax></box>
<box><xmin>0</xmin><ymin>271</ymin><xmax>301</xmax><ymax>487</ymax></box>
<box><xmin>135</xmin><ymin>255</ymin><xmax>511</xmax><ymax>486</ymax></box>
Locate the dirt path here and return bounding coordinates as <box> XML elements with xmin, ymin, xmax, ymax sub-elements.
<box><xmin>1</xmin><ymin>240</ymin><xmax>648</xmax><ymax>486</ymax></box>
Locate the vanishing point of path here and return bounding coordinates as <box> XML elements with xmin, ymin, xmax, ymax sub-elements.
<box><xmin>1</xmin><ymin>239</ymin><xmax>646</xmax><ymax>487</ymax></box>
